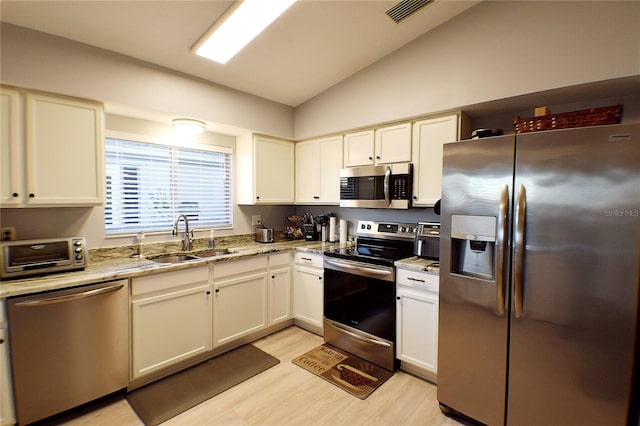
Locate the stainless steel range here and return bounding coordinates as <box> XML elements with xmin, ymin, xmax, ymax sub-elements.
<box><xmin>323</xmin><ymin>220</ymin><xmax>416</xmax><ymax>370</ymax></box>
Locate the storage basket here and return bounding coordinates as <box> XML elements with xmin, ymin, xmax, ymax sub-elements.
<box><xmin>513</xmin><ymin>104</ymin><xmax>623</xmax><ymax>133</ymax></box>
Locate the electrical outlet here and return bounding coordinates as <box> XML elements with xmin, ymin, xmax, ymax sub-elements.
<box><xmin>251</xmin><ymin>215</ymin><xmax>262</xmax><ymax>226</ymax></box>
<box><xmin>2</xmin><ymin>227</ymin><xmax>16</xmax><ymax>241</ymax></box>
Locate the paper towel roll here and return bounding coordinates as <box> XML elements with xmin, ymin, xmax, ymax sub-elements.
<box><xmin>339</xmin><ymin>219</ymin><xmax>348</xmax><ymax>245</ymax></box>
<box><xmin>329</xmin><ymin>216</ymin><xmax>336</xmax><ymax>242</ymax></box>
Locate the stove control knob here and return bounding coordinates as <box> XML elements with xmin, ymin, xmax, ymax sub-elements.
<box><xmin>367</xmin><ymin>224</ymin><xmax>372</xmax><ymax>230</ymax></box>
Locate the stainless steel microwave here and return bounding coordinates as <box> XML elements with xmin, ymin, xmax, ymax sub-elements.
<box><xmin>339</xmin><ymin>163</ymin><xmax>413</xmax><ymax>209</ymax></box>
<box><xmin>1</xmin><ymin>237</ymin><xmax>87</xmax><ymax>279</ymax></box>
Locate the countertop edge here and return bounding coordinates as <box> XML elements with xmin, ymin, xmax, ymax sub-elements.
<box><xmin>1</xmin><ymin>240</ymin><xmax>335</xmax><ymax>298</ymax></box>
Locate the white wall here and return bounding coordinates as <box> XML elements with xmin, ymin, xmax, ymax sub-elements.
<box><xmin>0</xmin><ymin>23</ymin><xmax>295</xmax><ymax>139</ymax></box>
<box><xmin>294</xmin><ymin>1</ymin><xmax>640</xmax><ymax>139</ymax></box>
<box><xmin>0</xmin><ymin>114</ymin><xmax>295</xmax><ymax>248</ymax></box>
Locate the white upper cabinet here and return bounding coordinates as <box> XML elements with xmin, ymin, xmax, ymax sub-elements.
<box><xmin>344</xmin><ymin>123</ymin><xmax>411</xmax><ymax>167</ymax></box>
<box><xmin>374</xmin><ymin>123</ymin><xmax>412</xmax><ymax>165</ymax></box>
<box><xmin>295</xmin><ymin>135</ymin><xmax>343</xmax><ymax>204</ymax></box>
<box><xmin>343</xmin><ymin>129</ymin><xmax>375</xmax><ymax>167</ymax></box>
<box><xmin>0</xmin><ymin>88</ymin><xmax>105</xmax><ymax>207</ymax></box>
<box><xmin>412</xmin><ymin>113</ymin><xmax>467</xmax><ymax>207</ymax></box>
<box><xmin>0</xmin><ymin>88</ymin><xmax>22</xmax><ymax>206</ymax></box>
<box><xmin>237</xmin><ymin>134</ymin><xmax>295</xmax><ymax>204</ymax></box>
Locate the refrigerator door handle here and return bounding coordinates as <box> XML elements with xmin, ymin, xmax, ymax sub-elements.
<box><xmin>495</xmin><ymin>184</ymin><xmax>509</xmax><ymax>315</ymax></box>
<box><xmin>514</xmin><ymin>184</ymin><xmax>527</xmax><ymax>318</ymax></box>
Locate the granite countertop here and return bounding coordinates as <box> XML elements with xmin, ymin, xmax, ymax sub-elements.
<box><xmin>395</xmin><ymin>256</ymin><xmax>440</xmax><ymax>274</ymax></box>
<box><xmin>0</xmin><ymin>237</ymin><xmax>336</xmax><ymax>299</ymax></box>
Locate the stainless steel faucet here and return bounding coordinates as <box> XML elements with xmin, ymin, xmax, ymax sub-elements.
<box><xmin>172</xmin><ymin>214</ymin><xmax>194</xmax><ymax>251</ymax></box>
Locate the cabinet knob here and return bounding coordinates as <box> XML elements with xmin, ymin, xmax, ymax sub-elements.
<box><xmin>272</xmin><ymin>275</ymin><xmax>275</xmax><ymax>279</ymax></box>
<box><xmin>206</xmin><ymin>290</ymin><xmax>211</xmax><ymax>295</ymax></box>
<box><xmin>12</xmin><ymin>192</ymin><xmax>18</xmax><ymax>197</ymax></box>
<box><xmin>396</xmin><ymin>296</ymin><xmax>401</xmax><ymax>300</ymax></box>
<box><xmin>256</xmin><ymin>196</ymin><xmax>260</xmax><ymax>200</ymax></box>
<box><xmin>413</xmin><ymin>196</ymin><xmax>417</xmax><ymax>200</ymax></box>
<box><xmin>313</xmin><ymin>196</ymin><xmax>320</xmax><ymax>199</ymax></box>
<box><xmin>376</xmin><ymin>156</ymin><xmax>381</xmax><ymax>160</ymax></box>
<box><xmin>368</xmin><ymin>156</ymin><xmax>373</xmax><ymax>160</ymax></box>
<box><xmin>215</xmin><ymin>288</ymin><xmax>220</xmax><ymax>293</ymax></box>
<box><xmin>318</xmin><ymin>276</ymin><xmax>322</xmax><ymax>280</ymax></box>
<box><xmin>29</xmin><ymin>193</ymin><xmax>35</xmax><ymax>198</ymax></box>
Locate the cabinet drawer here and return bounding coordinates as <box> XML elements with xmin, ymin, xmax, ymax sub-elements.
<box><xmin>269</xmin><ymin>252</ymin><xmax>291</xmax><ymax>268</ymax></box>
<box><xmin>294</xmin><ymin>251</ymin><xmax>323</xmax><ymax>269</ymax></box>
<box><xmin>396</xmin><ymin>268</ymin><xmax>439</xmax><ymax>293</ymax></box>
<box><xmin>214</xmin><ymin>255</ymin><xmax>268</xmax><ymax>280</ymax></box>
<box><xmin>132</xmin><ymin>267</ymin><xmax>209</xmax><ymax>296</ymax></box>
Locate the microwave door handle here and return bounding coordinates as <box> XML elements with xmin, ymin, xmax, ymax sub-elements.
<box><xmin>384</xmin><ymin>166</ymin><xmax>391</xmax><ymax>207</ymax></box>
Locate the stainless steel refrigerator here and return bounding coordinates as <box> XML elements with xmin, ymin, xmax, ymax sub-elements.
<box><xmin>437</xmin><ymin>123</ymin><xmax>639</xmax><ymax>426</ymax></box>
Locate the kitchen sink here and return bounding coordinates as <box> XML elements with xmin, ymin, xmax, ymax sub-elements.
<box><xmin>149</xmin><ymin>254</ymin><xmax>200</xmax><ymax>264</ymax></box>
<box><xmin>194</xmin><ymin>248</ymin><xmax>237</xmax><ymax>258</ymax></box>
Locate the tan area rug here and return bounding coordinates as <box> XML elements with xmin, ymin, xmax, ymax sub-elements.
<box><xmin>126</xmin><ymin>344</ymin><xmax>279</xmax><ymax>425</ymax></box>
<box><xmin>292</xmin><ymin>344</ymin><xmax>393</xmax><ymax>399</ymax></box>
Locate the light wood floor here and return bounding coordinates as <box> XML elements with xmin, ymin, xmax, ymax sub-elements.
<box><xmin>61</xmin><ymin>326</ymin><xmax>464</xmax><ymax>426</ymax></box>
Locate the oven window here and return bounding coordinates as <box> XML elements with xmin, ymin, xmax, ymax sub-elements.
<box><xmin>324</xmin><ymin>268</ymin><xmax>395</xmax><ymax>341</ymax></box>
<box><xmin>7</xmin><ymin>241</ymin><xmax>69</xmax><ymax>266</ymax></box>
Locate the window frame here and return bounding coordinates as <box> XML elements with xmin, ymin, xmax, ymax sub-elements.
<box><xmin>104</xmin><ymin>130</ymin><xmax>233</xmax><ymax>237</ymax></box>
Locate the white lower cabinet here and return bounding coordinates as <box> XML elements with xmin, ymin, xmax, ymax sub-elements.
<box><xmin>131</xmin><ymin>267</ymin><xmax>211</xmax><ymax>380</ymax></box>
<box><xmin>396</xmin><ymin>268</ymin><xmax>439</xmax><ymax>382</ymax></box>
<box><xmin>269</xmin><ymin>252</ymin><xmax>292</xmax><ymax>325</ymax></box>
<box><xmin>293</xmin><ymin>251</ymin><xmax>324</xmax><ymax>335</ymax></box>
<box><xmin>213</xmin><ymin>256</ymin><xmax>269</xmax><ymax>347</ymax></box>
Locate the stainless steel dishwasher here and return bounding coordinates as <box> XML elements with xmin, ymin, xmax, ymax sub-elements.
<box><xmin>7</xmin><ymin>279</ymin><xmax>129</xmax><ymax>425</ymax></box>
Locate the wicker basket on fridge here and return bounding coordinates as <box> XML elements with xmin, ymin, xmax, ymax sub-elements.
<box><xmin>513</xmin><ymin>104</ymin><xmax>623</xmax><ymax>133</ymax></box>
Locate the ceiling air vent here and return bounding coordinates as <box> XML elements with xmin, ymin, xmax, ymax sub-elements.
<box><xmin>386</xmin><ymin>0</ymin><xmax>434</xmax><ymax>24</ymax></box>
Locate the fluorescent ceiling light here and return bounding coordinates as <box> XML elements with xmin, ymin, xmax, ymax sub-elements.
<box><xmin>172</xmin><ymin>118</ymin><xmax>206</xmax><ymax>135</ymax></box>
<box><xmin>194</xmin><ymin>0</ymin><xmax>296</xmax><ymax>64</ymax></box>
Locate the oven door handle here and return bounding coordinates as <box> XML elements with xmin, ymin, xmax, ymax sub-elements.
<box><xmin>328</xmin><ymin>321</ymin><xmax>392</xmax><ymax>348</ymax></box>
<box><xmin>324</xmin><ymin>259</ymin><xmax>392</xmax><ymax>278</ymax></box>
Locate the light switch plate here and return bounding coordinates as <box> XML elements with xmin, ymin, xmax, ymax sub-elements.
<box><xmin>251</xmin><ymin>215</ymin><xmax>262</xmax><ymax>226</ymax></box>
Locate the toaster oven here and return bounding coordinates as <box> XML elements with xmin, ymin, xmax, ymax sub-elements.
<box><xmin>1</xmin><ymin>237</ymin><xmax>87</xmax><ymax>279</ymax></box>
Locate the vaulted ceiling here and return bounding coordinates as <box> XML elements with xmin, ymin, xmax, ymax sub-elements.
<box><xmin>0</xmin><ymin>0</ymin><xmax>479</xmax><ymax>107</ymax></box>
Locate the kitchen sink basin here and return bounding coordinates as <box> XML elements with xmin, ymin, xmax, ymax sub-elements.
<box><xmin>194</xmin><ymin>248</ymin><xmax>237</xmax><ymax>258</ymax></box>
<box><xmin>149</xmin><ymin>254</ymin><xmax>200</xmax><ymax>264</ymax></box>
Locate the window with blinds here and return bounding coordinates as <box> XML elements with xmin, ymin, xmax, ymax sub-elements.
<box><xmin>105</xmin><ymin>137</ymin><xmax>232</xmax><ymax>235</ymax></box>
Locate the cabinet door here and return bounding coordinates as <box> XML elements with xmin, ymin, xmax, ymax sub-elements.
<box><xmin>396</xmin><ymin>289</ymin><xmax>439</xmax><ymax>373</ymax></box>
<box><xmin>411</xmin><ymin>115</ymin><xmax>459</xmax><ymax>206</ymax></box>
<box><xmin>343</xmin><ymin>130</ymin><xmax>374</xmax><ymax>167</ymax></box>
<box><xmin>0</xmin><ymin>88</ymin><xmax>22</xmax><ymax>206</ymax></box>
<box><xmin>25</xmin><ymin>93</ymin><xmax>104</xmax><ymax>206</ymax></box>
<box><xmin>254</xmin><ymin>136</ymin><xmax>294</xmax><ymax>203</ymax></box>
<box><xmin>295</xmin><ymin>140</ymin><xmax>320</xmax><ymax>203</ymax></box>
<box><xmin>270</xmin><ymin>267</ymin><xmax>291</xmax><ymax>325</ymax></box>
<box><xmin>374</xmin><ymin>123</ymin><xmax>411</xmax><ymax>165</ymax></box>
<box><xmin>132</xmin><ymin>284</ymin><xmax>212</xmax><ymax>379</ymax></box>
<box><xmin>213</xmin><ymin>272</ymin><xmax>268</xmax><ymax>346</ymax></box>
<box><xmin>318</xmin><ymin>135</ymin><xmax>343</xmax><ymax>203</ymax></box>
<box><xmin>293</xmin><ymin>266</ymin><xmax>324</xmax><ymax>332</ymax></box>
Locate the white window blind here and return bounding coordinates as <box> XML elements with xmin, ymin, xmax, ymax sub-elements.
<box><xmin>105</xmin><ymin>137</ymin><xmax>232</xmax><ymax>235</ymax></box>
